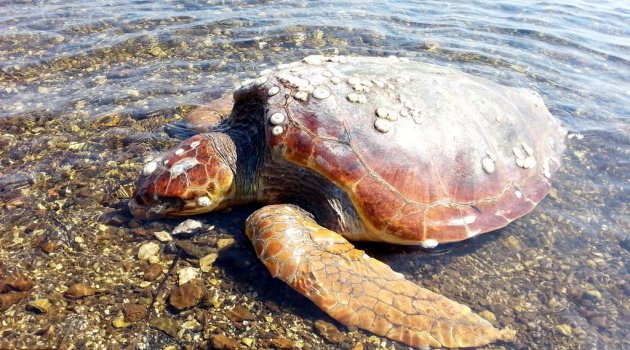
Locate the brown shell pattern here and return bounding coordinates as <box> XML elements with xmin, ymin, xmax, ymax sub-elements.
<box><xmin>238</xmin><ymin>56</ymin><xmax>566</xmax><ymax>244</ymax></box>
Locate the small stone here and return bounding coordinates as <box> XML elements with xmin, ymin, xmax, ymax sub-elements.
<box><xmin>112</xmin><ymin>313</ymin><xmax>131</xmax><ymax>328</ymax></box>
<box><xmin>173</xmin><ymin>219</ymin><xmax>203</xmax><ymax>236</ymax></box>
<box><xmin>41</xmin><ymin>239</ymin><xmax>61</xmax><ymax>253</ymax></box>
<box><xmin>200</xmin><ymin>253</ymin><xmax>218</xmax><ymax>272</ymax></box>
<box><xmin>0</xmin><ymin>292</ymin><xmax>29</xmax><ymax>311</ymax></box>
<box><xmin>143</xmin><ymin>263</ymin><xmax>163</xmax><ymax>281</ymax></box>
<box><xmin>584</xmin><ymin>290</ymin><xmax>602</xmax><ymax>301</ymax></box>
<box><xmin>350</xmin><ymin>343</ymin><xmax>364</xmax><ymax>350</ymax></box>
<box><xmin>169</xmin><ymin>279</ymin><xmax>206</xmax><ymax>310</ymax></box>
<box><xmin>556</xmin><ymin>324</ymin><xmax>572</xmax><ymax>336</ymax></box>
<box><xmin>175</xmin><ymin>241</ymin><xmax>208</xmax><ymax>258</ymax></box>
<box><xmin>153</xmin><ymin>231</ymin><xmax>172</xmax><ymax>242</ymax></box>
<box><xmin>314</xmin><ymin>319</ymin><xmax>347</xmax><ymax>344</ymax></box>
<box><xmin>64</xmin><ymin>283</ymin><xmax>96</xmax><ymax>299</ymax></box>
<box><xmin>210</xmin><ymin>334</ymin><xmax>240</xmax><ymax>350</ymax></box>
<box><xmin>123</xmin><ymin>303</ymin><xmax>147</xmax><ymax>322</ymax></box>
<box><xmin>227</xmin><ymin>305</ymin><xmax>254</xmax><ymax>322</ymax></box>
<box><xmin>242</xmin><ymin>337</ymin><xmax>254</xmax><ymax>347</ymax></box>
<box><xmin>303</xmin><ymin>55</ymin><xmax>324</xmax><ymax>65</ymax></box>
<box><xmin>479</xmin><ymin>310</ymin><xmax>496</xmax><ymax>322</ymax></box>
<box><xmin>269</xmin><ymin>337</ymin><xmax>298</xmax><ymax>349</ymax></box>
<box><xmin>27</xmin><ymin>299</ymin><xmax>51</xmax><ymax>314</ymax></box>
<box><xmin>138</xmin><ymin>242</ymin><xmax>160</xmax><ymax>260</ymax></box>
<box><xmin>0</xmin><ymin>274</ymin><xmax>36</xmax><ymax>292</ymax></box>
<box><xmin>150</xmin><ymin>317</ymin><xmax>181</xmax><ymax>338</ymax></box>
<box><xmin>216</xmin><ymin>238</ymin><xmax>235</xmax><ymax>251</ymax></box>
<box><xmin>177</xmin><ymin>267</ymin><xmax>200</xmax><ymax>285</ymax></box>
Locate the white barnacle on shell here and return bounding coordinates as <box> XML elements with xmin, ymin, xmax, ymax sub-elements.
<box><xmin>175</xmin><ymin>148</ymin><xmax>185</xmax><ymax>156</ymax></box>
<box><xmin>255</xmin><ymin>75</ymin><xmax>269</xmax><ymax>86</ymax></box>
<box><xmin>190</xmin><ymin>141</ymin><xmax>200</xmax><ymax>149</ymax></box>
<box><xmin>542</xmin><ymin>158</ymin><xmax>552</xmax><ymax>178</ymax></box>
<box><xmin>348</xmin><ymin>77</ymin><xmax>361</xmax><ymax>85</ymax></box>
<box><xmin>269</xmin><ymin>112</ymin><xmax>285</xmax><ymax>125</ymax></box>
<box><xmin>240</xmin><ymin>78</ymin><xmax>254</xmax><ymax>87</ymax></box>
<box><xmin>482</xmin><ymin>157</ymin><xmax>495</xmax><ymax>174</ymax></box>
<box><xmin>271</xmin><ymin>125</ymin><xmax>284</xmax><ymax>136</ymax></box>
<box><xmin>312</xmin><ymin>87</ymin><xmax>331</xmax><ymax>99</ymax></box>
<box><xmin>515</xmin><ymin>189</ymin><xmax>523</xmax><ymax>198</ymax></box>
<box><xmin>143</xmin><ymin>161</ymin><xmax>158</xmax><ymax>176</ymax></box>
<box><xmin>521</xmin><ymin>142</ymin><xmax>534</xmax><ymax>156</ymax></box>
<box><xmin>170</xmin><ymin>158</ymin><xmax>199</xmax><ymax>178</ymax></box>
<box><xmin>420</xmin><ymin>239</ymin><xmax>439</xmax><ymax>249</ymax></box>
<box><xmin>330</xmin><ymin>77</ymin><xmax>341</xmax><ymax>84</ymax></box>
<box><xmin>374</xmin><ymin>119</ymin><xmax>391</xmax><ymax>133</ymax></box>
<box><xmin>268</xmin><ymin>86</ymin><xmax>280</xmax><ymax>96</ymax></box>
<box><xmin>294</xmin><ymin>91</ymin><xmax>309</xmax><ymax>101</ymax></box>
<box><xmin>303</xmin><ymin>55</ymin><xmax>324</xmax><ymax>65</ymax></box>
<box><xmin>347</xmin><ymin>93</ymin><xmax>367</xmax><ymax>103</ymax></box>
<box><xmin>196</xmin><ymin>196</ymin><xmax>212</xmax><ymax>207</ymax></box>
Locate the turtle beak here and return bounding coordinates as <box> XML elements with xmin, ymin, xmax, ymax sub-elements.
<box><xmin>128</xmin><ymin>195</ymin><xmax>185</xmax><ymax>219</ymax></box>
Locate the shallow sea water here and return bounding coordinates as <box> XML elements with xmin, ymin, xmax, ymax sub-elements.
<box><xmin>0</xmin><ymin>1</ymin><xmax>628</xmax><ymax>349</ymax></box>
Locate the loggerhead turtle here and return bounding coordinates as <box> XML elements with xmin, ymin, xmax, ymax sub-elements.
<box><xmin>129</xmin><ymin>56</ymin><xmax>566</xmax><ymax>348</ymax></box>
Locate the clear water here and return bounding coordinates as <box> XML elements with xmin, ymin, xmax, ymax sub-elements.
<box><xmin>1</xmin><ymin>1</ymin><xmax>628</xmax><ymax>349</ymax></box>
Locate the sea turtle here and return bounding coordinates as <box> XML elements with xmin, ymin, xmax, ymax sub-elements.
<box><xmin>129</xmin><ymin>56</ymin><xmax>566</xmax><ymax>348</ymax></box>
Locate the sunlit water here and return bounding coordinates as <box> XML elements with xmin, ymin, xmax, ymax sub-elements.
<box><xmin>1</xmin><ymin>1</ymin><xmax>628</xmax><ymax>349</ymax></box>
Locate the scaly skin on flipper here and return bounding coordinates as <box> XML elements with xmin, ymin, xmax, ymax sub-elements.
<box><xmin>245</xmin><ymin>205</ymin><xmax>515</xmax><ymax>348</ymax></box>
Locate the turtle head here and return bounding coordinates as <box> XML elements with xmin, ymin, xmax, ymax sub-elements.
<box><xmin>129</xmin><ymin>133</ymin><xmax>237</xmax><ymax>219</ymax></box>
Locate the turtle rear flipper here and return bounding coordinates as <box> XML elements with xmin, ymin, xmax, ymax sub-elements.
<box><xmin>245</xmin><ymin>204</ymin><xmax>515</xmax><ymax>348</ymax></box>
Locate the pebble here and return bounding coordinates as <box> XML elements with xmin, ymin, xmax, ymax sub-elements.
<box><xmin>210</xmin><ymin>334</ymin><xmax>240</xmax><ymax>350</ymax></box>
<box><xmin>177</xmin><ymin>267</ymin><xmax>200</xmax><ymax>285</ymax></box>
<box><xmin>584</xmin><ymin>289</ymin><xmax>602</xmax><ymax>301</ymax></box>
<box><xmin>241</xmin><ymin>337</ymin><xmax>254</xmax><ymax>347</ymax></box>
<box><xmin>143</xmin><ymin>263</ymin><xmax>163</xmax><ymax>281</ymax></box>
<box><xmin>153</xmin><ymin>231</ymin><xmax>172</xmax><ymax>242</ymax></box>
<box><xmin>173</xmin><ymin>219</ymin><xmax>204</xmax><ymax>236</ymax></box>
<box><xmin>314</xmin><ymin>319</ymin><xmax>347</xmax><ymax>344</ymax></box>
<box><xmin>63</xmin><ymin>283</ymin><xmax>96</xmax><ymax>299</ymax></box>
<box><xmin>0</xmin><ymin>274</ymin><xmax>36</xmax><ymax>292</ymax></box>
<box><xmin>122</xmin><ymin>303</ymin><xmax>147</xmax><ymax>322</ymax></box>
<box><xmin>27</xmin><ymin>299</ymin><xmax>52</xmax><ymax>314</ymax></box>
<box><xmin>269</xmin><ymin>337</ymin><xmax>298</xmax><ymax>349</ymax></box>
<box><xmin>199</xmin><ymin>253</ymin><xmax>218</xmax><ymax>272</ymax></box>
<box><xmin>227</xmin><ymin>305</ymin><xmax>254</xmax><ymax>322</ymax></box>
<box><xmin>350</xmin><ymin>343</ymin><xmax>364</xmax><ymax>350</ymax></box>
<box><xmin>479</xmin><ymin>310</ymin><xmax>497</xmax><ymax>322</ymax></box>
<box><xmin>112</xmin><ymin>313</ymin><xmax>131</xmax><ymax>328</ymax></box>
<box><xmin>556</xmin><ymin>324</ymin><xmax>572</xmax><ymax>336</ymax></box>
<box><xmin>169</xmin><ymin>279</ymin><xmax>206</xmax><ymax>310</ymax></box>
<box><xmin>0</xmin><ymin>292</ymin><xmax>29</xmax><ymax>311</ymax></box>
<box><xmin>175</xmin><ymin>240</ymin><xmax>208</xmax><ymax>258</ymax></box>
<box><xmin>150</xmin><ymin>317</ymin><xmax>181</xmax><ymax>338</ymax></box>
<box><xmin>216</xmin><ymin>237</ymin><xmax>236</xmax><ymax>251</ymax></box>
<box><xmin>40</xmin><ymin>239</ymin><xmax>61</xmax><ymax>253</ymax></box>
<box><xmin>138</xmin><ymin>242</ymin><xmax>160</xmax><ymax>260</ymax></box>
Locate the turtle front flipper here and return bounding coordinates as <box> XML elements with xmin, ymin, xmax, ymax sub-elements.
<box><xmin>245</xmin><ymin>204</ymin><xmax>515</xmax><ymax>348</ymax></box>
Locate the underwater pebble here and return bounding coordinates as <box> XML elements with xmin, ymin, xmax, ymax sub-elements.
<box><xmin>27</xmin><ymin>299</ymin><xmax>52</xmax><ymax>314</ymax></box>
<box><xmin>172</xmin><ymin>219</ymin><xmax>203</xmax><ymax>235</ymax></box>
<box><xmin>314</xmin><ymin>319</ymin><xmax>347</xmax><ymax>344</ymax></box>
<box><xmin>153</xmin><ymin>231</ymin><xmax>172</xmax><ymax>242</ymax></box>
<box><xmin>199</xmin><ymin>253</ymin><xmax>218</xmax><ymax>272</ymax></box>
<box><xmin>138</xmin><ymin>242</ymin><xmax>160</xmax><ymax>260</ymax></box>
<box><xmin>63</xmin><ymin>283</ymin><xmax>96</xmax><ymax>299</ymax></box>
<box><xmin>169</xmin><ymin>279</ymin><xmax>205</xmax><ymax>310</ymax></box>
<box><xmin>177</xmin><ymin>267</ymin><xmax>199</xmax><ymax>285</ymax></box>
